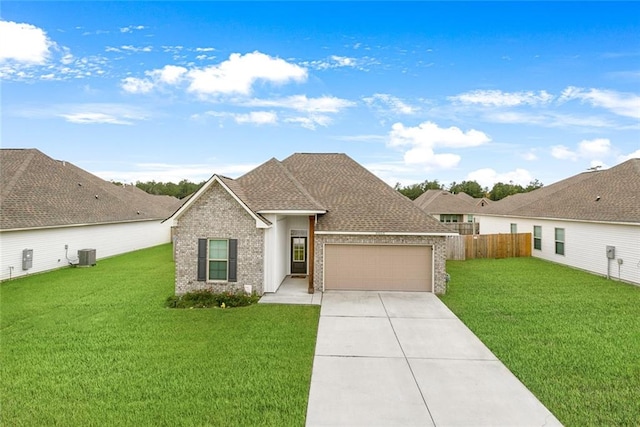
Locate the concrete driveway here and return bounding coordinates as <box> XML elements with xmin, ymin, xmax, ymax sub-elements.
<box><xmin>306</xmin><ymin>291</ymin><xmax>562</xmax><ymax>427</ymax></box>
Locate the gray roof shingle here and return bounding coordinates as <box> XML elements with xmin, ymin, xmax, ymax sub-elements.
<box><xmin>0</xmin><ymin>149</ymin><xmax>183</xmax><ymax>230</ymax></box>
<box><xmin>414</xmin><ymin>189</ymin><xmax>491</xmax><ymax>214</ymax></box>
<box><xmin>482</xmin><ymin>158</ymin><xmax>640</xmax><ymax>223</ymax></box>
<box><xmin>236</xmin><ymin>153</ymin><xmax>453</xmax><ymax>233</ymax></box>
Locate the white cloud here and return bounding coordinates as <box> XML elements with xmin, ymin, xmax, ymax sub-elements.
<box><xmin>330</xmin><ymin>55</ymin><xmax>355</xmax><ymax>67</ymax></box>
<box><xmin>363</xmin><ymin>93</ymin><xmax>418</xmax><ymax>115</ymax></box>
<box><xmin>40</xmin><ymin>103</ymin><xmax>151</xmax><ymax>125</ymax></box>
<box><xmin>550</xmin><ymin>145</ymin><xmax>578</xmax><ymax>161</ymax></box>
<box><xmin>187</xmin><ymin>51</ymin><xmax>307</xmax><ymax>95</ymax></box>
<box><xmin>0</xmin><ymin>21</ymin><xmax>53</xmax><ymax>64</ymax></box>
<box><xmin>559</xmin><ymin>86</ymin><xmax>640</xmax><ymax>119</ymax></box>
<box><xmin>243</xmin><ymin>95</ymin><xmax>354</xmax><ymax>113</ymax></box>
<box><xmin>119</xmin><ymin>25</ymin><xmax>146</xmax><ymax>33</ymax></box>
<box><xmin>389</xmin><ymin>121</ymin><xmax>490</xmax><ymax>149</ymax></box>
<box><xmin>578</xmin><ymin>138</ymin><xmax>611</xmax><ymax>157</ymax></box>
<box><xmin>121</xmin><ymin>76</ymin><xmax>154</xmax><ymax>94</ymax></box>
<box><xmin>195</xmin><ymin>47</ymin><xmax>215</xmax><ymax>52</ymax></box>
<box><xmin>233</xmin><ymin>111</ymin><xmax>278</xmax><ymax>125</ymax></box>
<box><xmin>120</xmin><ymin>45</ymin><xmax>153</xmax><ymax>53</ymax></box>
<box><xmin>59</xmin><ymin>112</ymin><xmax>133</xmax><ymax>125</ymax></box>
<box><xmin>551</xmin><ymin>138</ymin><xmax>612</xmax><ymax>162</ymax></box>
<box><xmin>521</xmin><ymin>150</ymin><xmax>538</xmax><ymax>161</ymax></box>
<box><xmin>148</xmin><ymin>65</ymin><xmax>187</xmax><ymax>85</ymax></box>
<box><xmin>388</xmin><ymin>121</ymin><xmax>490</xmax><ymax>170</ymax></box>
<box><xmin>284</xmin><ymin>114</ymin><xmax>332</xmax><ymax>130</ymax></box>
<box><xmin>202</xmin><ymin>111</ymin><xmax>278</xmax><ymax>126</ymax></box>
<box><xmin>618</xmin><ymin>149</ymin><xmax>640</xmax><ymax>162</ymax></box>
<box><xmin>449</xmin><ymin>89</ymin><xmax>554</xmax><ymax>107</ymax></box>
<box><xmin>303</xmin><ymin>55</ymin><xmax>358</xmax><ymax>70</ymax></box>
<box><xmin>466</xmin><ymin>168</ymin><xmax>534</xmax><ymax>188</ymax></box>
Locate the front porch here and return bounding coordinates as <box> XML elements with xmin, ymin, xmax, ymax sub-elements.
<box><xmin>259</xmin><ymin>275</ymin><xmax>323</xmax><ymax>305</ymax></box>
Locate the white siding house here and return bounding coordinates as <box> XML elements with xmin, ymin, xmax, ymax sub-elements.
<box><xmin>0</xmin><ymin>149</ymin><xmax>182</xmax><ymax>281</ymax></box>
<box><xmin>476</xmin><ymin>158</ymin><xmax>640</xmax><ymax>285</ymax></box>
<box><xmin>478</xmin><ymin>216</ymin><xmax>640</xmax><ymax>285</ymax></box>
<box><xmin>0</xmin><ymin>221</ymin><xmax>173</xmax><ymax>281</ymax></box>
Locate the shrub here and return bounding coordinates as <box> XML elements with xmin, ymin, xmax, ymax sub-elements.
<box><xmin>165</xmin><ymin>289</ymin><xmax>260</xmax><ymax>309</ymax></box>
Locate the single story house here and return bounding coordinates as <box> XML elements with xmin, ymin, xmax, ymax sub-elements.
<box><xmin>169</xmin><ymin>153</ymin><xmax>456</xmax><ymax>295</ymax></box>
<box><xmin>0</xmin><ymin>148</ymin><xmax>182</xmax><ymax>281</ymax></box>
<box><xmin>414</xmin><ymin>189</ymin><xmax>490</xmax><ymax>234</ymax></box>
<box><xmin>475</xmin><ymin>158</ymin><xmax>640</xmax><ymax>285</ymax></box>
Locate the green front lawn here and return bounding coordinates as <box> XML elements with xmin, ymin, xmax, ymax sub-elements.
<box><xmin>442</xmin><ymin>258</ymin><xmax>640</xmax><ymax>427</ymax></box>
<box><xmin>1</xmin><ymin>244</ymin><xmax>320</xmax><ymax>426</ymax></box>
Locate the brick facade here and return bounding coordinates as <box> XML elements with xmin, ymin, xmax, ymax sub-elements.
<box><xmin>313</xmin><ymin>234</ymin><xmax>448</xmax><ymax>294</ymax></box>
<box><xmin>174</xmin><ymin>182</ymin><xmax>264</xmax><ymax>295</ymax></box>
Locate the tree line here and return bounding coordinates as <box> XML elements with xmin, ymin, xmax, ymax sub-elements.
<box><xmin>394</xmin><ymin>179</ymin><xmax>543</xmax><ymax>201</ymax></box>
<box><xmin>123</xmin><ymin>177</ymin><xmax>543</xmax><ymax>202</ymax></box>
<box><xmin>112</xmin><ymin>180</ymin><xmax>206</xmax><ymax>199</ymax></box>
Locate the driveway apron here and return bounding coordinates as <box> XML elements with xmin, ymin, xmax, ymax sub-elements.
<box><xmin>306</xmin><ymin>291</ymin><xmax>562</xmax><ymax>427</ymax></box>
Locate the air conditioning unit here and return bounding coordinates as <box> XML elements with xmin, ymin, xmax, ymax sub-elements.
<box><xmin>77</xmin><ymin>249</ymin><xmax>96</xmax><ymax>267</ymax></box>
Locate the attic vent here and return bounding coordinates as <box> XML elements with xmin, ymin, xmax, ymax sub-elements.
<box><xmin>77</xmin><ymin>249</ymin><xmax>96</xmax><ymax>267</ymax></box>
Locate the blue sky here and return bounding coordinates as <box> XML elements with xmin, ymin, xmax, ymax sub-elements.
<box><xmin>2</xmin><ymin>2</ymin><xmax>639</xmax><ymax>189</ymax></box>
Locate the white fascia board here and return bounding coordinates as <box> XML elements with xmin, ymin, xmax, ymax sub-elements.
<box><xmin>478</xmin><ymin>213</ymin><xmax>640</xmax><ymax>227</ymax></box>
<box><xmin>257</xmin><ymin>210</ymin><xmax>326</xmax><ymax>215</ymax></box>
<box><xmin>171</xmin><ymin>175</ymin><xmax>271</xmax><ymax>229</ymax></box>
<box><xmin>314</xmin><ymin>231</ymin><xmax>458</xmax><ymax>237</ymax></box>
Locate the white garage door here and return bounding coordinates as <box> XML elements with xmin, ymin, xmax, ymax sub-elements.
<box><xmin>324</xmin><ymin>244</ymin><xmax>433</xmax><ymax>292</ymax></box>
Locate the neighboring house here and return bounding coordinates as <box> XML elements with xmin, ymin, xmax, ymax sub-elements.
<box><xmin>476</xmin><ymin>159</ymin><xmax>640</xmax><ymax>285</ymax></box>
<box><xmin>0</xmin><ymin>149</ymin><xmax>182</xmax><ymax>281</ymax></box>
<box><xmin>169</xmin><ymin>153</ymin><xmax>456</xmax><ymax>295</ymax></box>
<box><xmin>414</xmin><ymin>189</ymin><xmax>490</xmax><ymax>234</ymax></box>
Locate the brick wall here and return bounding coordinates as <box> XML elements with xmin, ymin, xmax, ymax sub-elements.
<box><xmin>313</xmin><ymin>234</ymin><xmax>448</xmax><ymax>294</ymax></box>
<box><xmin>174</xmin><ymin>181</ymin><xmax>264</xmax><ymax>295</ymax></box>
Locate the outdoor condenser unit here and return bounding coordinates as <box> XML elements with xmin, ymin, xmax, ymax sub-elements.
<box><xmin>77</xmin><ymin>249</ymin><xmax>97</xmax><ymax>267</ymax></box>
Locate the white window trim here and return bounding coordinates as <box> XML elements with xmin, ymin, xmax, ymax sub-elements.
<box><xmin>208</xmin><ymin>238</ymin><xmax>229</xmax><ymax>282</ymax></box>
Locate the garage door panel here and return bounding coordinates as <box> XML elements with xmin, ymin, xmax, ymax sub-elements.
<box><xmin>324</xmin><ymin>244</ymin><xmax>432</xmax><ymax>292</ymax></box>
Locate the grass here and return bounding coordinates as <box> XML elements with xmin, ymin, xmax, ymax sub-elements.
<box><xmin>1</xmin><ymin>244</ymin><xmax>320</xmax><ymax>426</ymax></box>
<box><xmin>442</xmin><ymin>257</ymin><xmax>640</xmax><ymax>427</ymax></box>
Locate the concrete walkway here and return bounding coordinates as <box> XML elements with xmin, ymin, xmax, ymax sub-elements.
<box><xmin>258</xmin><ymin>276</ymin><xmax>323</xmax><ymax>305</ymax></box>
<box><xmin>306</xmin><ymin>291</ymin><xmax>562</xmax><ymax>427</ymax></box>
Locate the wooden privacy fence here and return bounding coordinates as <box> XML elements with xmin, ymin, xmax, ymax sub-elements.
<box><xmin>447</xmin><ymin>233</ymin><xmax>532</xmax><ymax>260</ymax></box>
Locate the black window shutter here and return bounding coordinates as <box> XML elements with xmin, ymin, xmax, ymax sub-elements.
<box><xmin>197</xmin><ymin>239</ymin><xmax>207</xmax><ymax>281</ymax></box>
<box><xmin>228</xmin><ymin>239</ymin><xmax>238</xmax><ymax>282</ymax></box>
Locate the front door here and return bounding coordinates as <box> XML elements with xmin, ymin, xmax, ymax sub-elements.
<box><xmin>291</xmin><ymin>237</ymin><xmax>307</xmax><ymax>274</ymax></box>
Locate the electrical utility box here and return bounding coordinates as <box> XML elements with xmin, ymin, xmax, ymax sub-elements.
<box><xmin>78</xmin><ymin>249</ymin><xmax>97</xmax><ymax>267</ymax></box>
<box><xmin>22</xmin><ymin>249</ymin><xmax>33</xmax><ymax>270</ymax></box>
<box><xmin>606</xmin><ymin>246</ymin><xmax>616</xmax><ymax>259</ymax></box>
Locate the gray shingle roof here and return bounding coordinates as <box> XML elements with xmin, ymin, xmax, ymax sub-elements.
<box><xmin>414</xmin><ymin>189</ymin><xmax>491</xmax><ymax>214</ymax></box>
<box><xmin>229</xmin><ymin>153</ymin><xmax>453</xmax><ymax>234</ymax></box>
<box><xmin>236</xmin><ymin>158</ymin><xmax>326</xmax><ymax>211</ymax></box>
<box><xmin>0</xmin><ymin>149</ymin><xmax>183</xmax><ymax>230</ymax></box>
<box><xmin>482</xmin><ymin>158</ymin><xmax>640</xmax><ymax>223</ymax></box>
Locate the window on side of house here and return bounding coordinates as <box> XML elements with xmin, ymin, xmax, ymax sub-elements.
<box><xmin>440</xmin><ymin>214</ymin><xmax>458</xmax><ymax>223</ymax></box>
<box><xmin>467</xmin><ymin>215</ymin><xmax>474</xmax><ymax>223</ymax></box>
<box><xmin>510</xmin><ymin>223</ymin><xmax>517</xmax><ymax>234</ymax></box>
<box><xmin>208</xmin><ymin>239</ymin><xmax>228</xmax><ymax>280</ymax></box>
<box><xmin>555</xmin><ymin>228</ymin><xmax>565</xmax><ymax>255</ymax></box>
<box><xmin>533</xmin><ymin>226</ymin><xmax>542</xmax><ymax>250</ymax></box>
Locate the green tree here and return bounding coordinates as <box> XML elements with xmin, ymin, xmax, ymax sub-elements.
<box><xmin>489</xmin><ymin>182</ymin><xmax>524</xmax><ymax>201</ymax></box>
<box><xmin>524</xmin><ymin>179</ymin><xmax>544</xmax><ymax>192</ymax></box>
<box><xmin>448</xmin><ymin>180</ymin><xmax>486</xmax><ymax>198</ymax></box>
<box><xmin>135</xmin><ymin>180</ymin><xmax>205</xmax><ymax>199</ymax></box>
<box><xmin>395</xmin><ymin>179</ymin><xmax>443</xmax><ymax>200</ymax></box>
